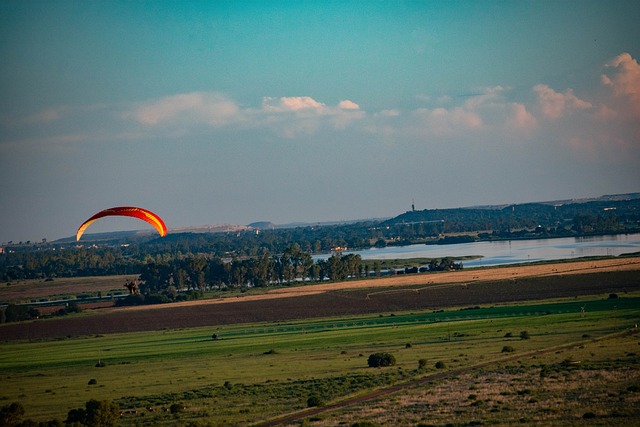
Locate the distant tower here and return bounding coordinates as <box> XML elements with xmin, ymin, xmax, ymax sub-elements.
<box><xmin>412</xmin><ymin>198</ymin><xmax>416</xmax><ymax>212</ymax></box>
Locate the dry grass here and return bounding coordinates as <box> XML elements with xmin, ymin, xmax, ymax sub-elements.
<box><xmin>299</xmin><ymin>332</ymin><xmax>640</xmax><ymax>426</ymax></box>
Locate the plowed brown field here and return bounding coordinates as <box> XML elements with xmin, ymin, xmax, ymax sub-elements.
<box><xmin>1</xmin><ymin>258</ymin><xmax>639</xmax><ymax>341</ymax></box>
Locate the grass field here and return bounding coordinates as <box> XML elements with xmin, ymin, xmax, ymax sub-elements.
<box><xmin>2</xmin><ymin>291</ymin><xmax>639</xmax><ymax>425</ymax></box>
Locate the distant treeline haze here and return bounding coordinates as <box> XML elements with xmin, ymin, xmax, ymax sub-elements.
<box><xmin>1</xmin><ymin>198</ymin><xmax>638</xmax><ymax>283</ymax></box>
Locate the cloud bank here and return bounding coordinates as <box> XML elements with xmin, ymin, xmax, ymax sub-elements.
<box><xmin>2</xmin><ymin>53</ymin><xmax>638</xmax><ymax>162</ymax></box>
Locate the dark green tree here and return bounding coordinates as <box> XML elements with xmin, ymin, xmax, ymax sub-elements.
<box><xmin>66</xmin><ymin>399</ymin><xmax>119</xmax><ymax>427</ymax></box>
<box><xmin>367</xmin><ymin>352</ymin><xmax>396</xmax><ymax>367</ymax></box>
<box><xmin>0</xmin><ymin>402</ymin><xmax>25</xmax><ymax>427</ymax></box>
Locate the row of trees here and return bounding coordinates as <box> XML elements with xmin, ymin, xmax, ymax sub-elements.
<box><xmin>138</xmin><ymin>245</ymin><xmax>365</xmax><ymax>295</ymax></box>
<box><xmin>126</xmin><ymin>250</ymin><xmax>463</xmax><ymax>307</ymax></box>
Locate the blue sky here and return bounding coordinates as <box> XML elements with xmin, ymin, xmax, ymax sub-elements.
<box><xmin>1</xmin><ymin>0</ymin><xmax>639</xmax><ymax>242</ymax></box>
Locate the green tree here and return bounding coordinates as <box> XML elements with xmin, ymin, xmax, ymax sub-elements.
<box><xmin>0</xmin><ymin>402</ymin><xmax>25</xmax><ymax>427</ymax></box>
<box><xmin>367</xmin><ymin>352</ymin><xmax>396</xmax><ymax>367</ymax></box>
<box><xmin>66</xmin><ymin>399</ymin><xmax>119</xmax><ymax>427</ymax></box>
<box><xmin>2</xmin><ymin>304</ymin><xmax>39</xmax><ymax>323</ymax></box>
<box><xmin>327</xmin><ymin>254</ymin><xmax>348</xmax><ymax>282</ymax></box>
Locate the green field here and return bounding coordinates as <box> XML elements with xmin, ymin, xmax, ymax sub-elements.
<box><xmin>2</xmin><ymin>292</ymin><xmax>639</xmax><ymax>426</ymax></box>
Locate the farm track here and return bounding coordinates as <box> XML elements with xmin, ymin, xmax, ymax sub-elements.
<box><xmin>254</xmin><ymin>328</ymin><xmax>640</xmax><ymax>427</ymax></box>
<box><xmin>1</xmin><ymin>258</ymin><xmax>639</xmax><ymax>341</ymax></box>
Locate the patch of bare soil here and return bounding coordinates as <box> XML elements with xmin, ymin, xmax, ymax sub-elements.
<box><xmin>0</xmin><ymin>275</ymin><xmax>136</xmax><ymax>302</ymax></box>
<box><xmin>1</xmin><ymin>258</ymin><xmax>639</xmax><ymax>341</ymax></box>
<box><xmin>112</xmin><ymin>258</ymin><xmax>640</xmax><ymax>312</ymax></box>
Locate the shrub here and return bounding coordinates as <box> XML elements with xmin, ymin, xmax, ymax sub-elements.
<box><xmin>169</xmin><ymin>403</ymin><xmax>184</xmax><ymax>414</ymax></box>
<box><xmin>435</xmin><ymin>361</ymin><xmax>446</xmax><ymax>369</ymax></box>
<box><xmin>367</xmin><ymin>353</ymin><xmax>396</xmax><ymax>368</ymax></box>
<box><xmin>88</xmin><ymin>379</ymin><xmax>97</xmax><ymax>385</ymax></box>
<box><xmin>307</xmin><ymin>394</ymin><xmax>325</xmax><ymax>407</ymax></box>
<box><xmin>0</xmin><ymin>402</ymin><xmax>25</xmax><ymax>426</ymax></box>
<box><xmin>502</xmin><ymin>346</ymin><xmax>516</xmax><ymax>353</ymax></box>
<box><xmin>66</xmin><ymin>399</ymin><xmax>119</xmax><ymax>427</ymax></box>
<box><xmin>418</xmin><ymin>358</ymin><xmax>427</xmax><ymax>370</ymax></box>
<box><xmin>519</xmin><ymin>331</ymin><xmax>530</xmax><ymax>340</ymax></box>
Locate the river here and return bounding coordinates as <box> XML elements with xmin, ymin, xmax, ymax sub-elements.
<box><xmin>315</xmin><ymin>233</ymin><xmax>640</xmax><ymax>267</ymax></box>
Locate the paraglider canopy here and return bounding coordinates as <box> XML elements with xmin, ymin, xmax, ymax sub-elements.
<box><xmin>76</xmin><ymin>206</ymin><xmax>167</xmax><ymax>241</ymax></box>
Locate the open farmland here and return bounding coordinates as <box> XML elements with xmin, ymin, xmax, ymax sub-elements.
<box><xmin>0</xmin><ymin>275</ymin><xmax>137</xmax><ymax>303</ymax></box>
<box><xmin>1</xmin><ymin>258</ymin><xmax>639</xmax><ymax>341</ymax></box>
<box><xmin>0</xmin><ymin>257</ymin><xmax>639</xmax><ymax>426</ymax></box>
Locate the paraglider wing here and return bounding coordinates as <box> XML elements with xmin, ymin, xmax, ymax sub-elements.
<box><xmin>76</xmin><ymin>206</ymin><xmax>167</xmax><ymax>241</ymax></box>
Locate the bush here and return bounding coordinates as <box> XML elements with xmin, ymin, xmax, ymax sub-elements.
<box><xmin>66</xmin><ymin>399</ymin><xmax>119</xmax><ymax>427</ymax></box>
<box><xmin>307</xmin><ymin>394</ymin><xmax>325</xmax><ymax>407</ymax></box>
<box><xmin>418</xmin><ymin>358</ymin><xmax>428</xmax><ymax>370</ymax></box>
<box><xmin>502</xmin><ymin>346</ymin><xmax>516</xmax><ymax>353</ymax></box>
<box><xmin>0</xmin><ymin>402</ymin><xmax>25</xmax><ymax>426</ymax></box>
<box><xmin>2</xmin><ymin>304</ymin><xmax>39</xmax><ymax>322</ymax></box>
<box><xmin>169</xmin><ymin>403</ymin><xmax>184</xmax><ymax>414</ymax></box>
<box><xmin>519</xmin><ymin>330</ymin><xmax>530</xmax><ymax>340</ymax></box>
<box><xmin>435</xmin><ymin>361</ymin><xmax>446</xmax><ymax>369</ymax></box>
<box><xmin>367</xmin><ymin>353</ymin><xmax>396</xmax><ymax>368</ymax></box>
<box><xmin>88</xmin><ymin>379</ymin><xmax>97</xmax><ymax>385</ymax></box>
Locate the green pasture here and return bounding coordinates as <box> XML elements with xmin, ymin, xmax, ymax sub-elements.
<box><xmin>1</xmin><ymin>294</ymin><xmax>639</xmax><ymax>425</ymax></box>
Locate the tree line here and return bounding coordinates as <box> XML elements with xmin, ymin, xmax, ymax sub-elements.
<box><xmin>1</xmin><ymin>198</ymin><xmax>638</xmax><ymax>282</ymax></box>
<box><xmin>121</xmin><ymin>246</ymin><xmax>368</xmax><ymax>306</ymax></box>
<box><xmin>114</xmin><ymin>249</ymin><xmax>463</xmax><ymax>307</ymax></box>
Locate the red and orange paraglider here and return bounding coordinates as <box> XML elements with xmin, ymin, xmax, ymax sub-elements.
<box><xmin>76</xmin><ymin>206</ymin><xmax>167</xmax><ymax>241</ymax></box>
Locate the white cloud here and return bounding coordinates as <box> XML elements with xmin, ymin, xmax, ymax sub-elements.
<box><xmin>260</xmin><ymin>96</ymin><xmax>364</xmax><ymax>136</ymax></box>
<box><xmin>8</xmin><ymin>52</ymin><xmax>637</xmax><ymax>156</ymax></box>
<box><xmin>601</xmin><ymin>52</ymin><xmax>640</xmax><ymax>119</ymax></box>
<box><xmin>464</xmin><ymin>86</ymin><xmax>506</xmax><ymax>109</ymax></box>
<box><xmin>533</xmin><ymin>84</ymin><xmax>592</xmax><ymax>119</ymax></box>
<box><xmin>412</xmin><ymin>106</ymin><xmax>483</xmax><ymax>138</ymax></box>
<box><xmin>338</xmin><ymin>100</ymin><xmax>360</xmax><ymax>110</ymax></box>
<box><xmin>507</xmin><ymin>103</ymin><xmax>537</xmax><ymax>132</ymax></box>
<box><xmin>130</xmin><ymin>92</ymin><xmax>243</xmax><ymax>127</ymax></box>
<box><xmin>262</xmin><ymin>96</ymin><xmax>326</xmax><ymax>113</ymax></box>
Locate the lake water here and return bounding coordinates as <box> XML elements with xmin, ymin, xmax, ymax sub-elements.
<box><xmin>315</xmin><ymin>233</ymin><xmax>640</xmax><ymax>268</ymax></box>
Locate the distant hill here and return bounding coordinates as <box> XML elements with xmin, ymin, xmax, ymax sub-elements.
<box><xmin>53</xmin><ymin>192</ymin><xmax>640</xmax><ymax>244</ymax></box>
<box><xmin>386</xmin><ymin>192</ymin><xmax>640</xmax><ymax>229</ymax></box>
<box><xmin>248</xmin><ymin>221</ymin><xmax>276</xmax><ymax>230</ymax></box>
<box><xmin>467</xmin><ymin>192</ymin><xmax>640</xmax><ymax>210</ymax></box>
